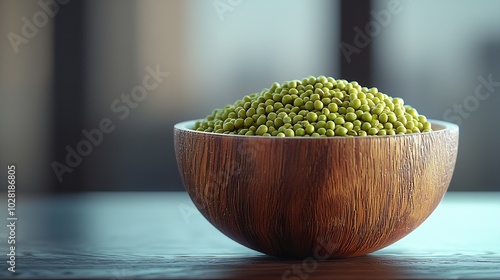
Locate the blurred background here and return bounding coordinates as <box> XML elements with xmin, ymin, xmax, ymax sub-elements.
<box><xmin>0</xmin><ymin>0</ymin><xmax>499</xmax><ymax>192</ymax></box>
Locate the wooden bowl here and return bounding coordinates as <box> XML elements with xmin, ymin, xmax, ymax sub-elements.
<box><xmin>174</xmin><ymin>120</ymin><xmax>459</xmax><ymax>258</ymax></box>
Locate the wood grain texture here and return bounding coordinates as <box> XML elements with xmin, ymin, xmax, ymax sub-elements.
<box><xmin>174</xmin><ymin>120</ymin><xmax>459</xmax><ymax>259</ymax></box>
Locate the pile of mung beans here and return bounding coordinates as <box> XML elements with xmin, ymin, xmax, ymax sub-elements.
<box><xmin>194</xmin><ymin>76</ymin><xmax>432</xmax><ymax>137</ymax></box>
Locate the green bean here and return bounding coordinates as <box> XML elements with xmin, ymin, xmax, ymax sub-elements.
<box><xmin>346</xmin><ymin>112</ymin><xmax>357</xmax><ymax>122</ymax></box>
<box><xmin>294</xmin><ymin>98</ymin><xmax>304</xmax><ymax>107</ymax></box>
<box><xmin>314</xmin><ymin>100</ymin><xmax>324</xmax><ymax>110</ymax></box>
<box><xmin>334</xmin><ymin>117</ymin><xmax>345</xmax><ymax>125</ymax></box>
<box><xmin>307</xmin><ymin>112</ymin><xmax>318</xmax><ymax>122</ymax></box>
<box><xmin>344</xmin><ymin>122</ymin><xmax>354</xmax><ymax>131</ymax></box>
<box><xmin>284</xmin><ymin>128</ymin><xmax>295</xmax><ymax>137</ymax></box>
<box><xmin>295</xmin><ymin>128</ymin><xmax>306</xmax><ymax>136</ymax></box>
<box><xmin>195</xmin><ymin>76</ymin><xmax>432</xmax><ymax>136</ymax></box>
<box><xmin>335</xmin><ymin>126</ymin><xmax>348</xmax><ymax>136</ymax></box>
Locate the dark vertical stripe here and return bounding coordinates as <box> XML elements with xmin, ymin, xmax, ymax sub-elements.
<box><xmin>340</xmin><ymin>0</ymin><xmax>372</xmax><ymax>86</ymax></box>
<box><xmin>52</xmin><ymin>1</ymin><xmax>86</xmax><ymax>192</ymax></box>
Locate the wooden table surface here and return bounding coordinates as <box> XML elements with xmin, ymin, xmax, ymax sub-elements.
<box><xmin>0</xmin><ymin>192</ymin><xmax>499</xmax><ymax>279</ymax></box>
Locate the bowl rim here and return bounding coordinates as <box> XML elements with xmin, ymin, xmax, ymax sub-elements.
<box><xmin>174</xmin><ymin>119</ymin><xmax>458</xmax><ymax>139</ymax></box>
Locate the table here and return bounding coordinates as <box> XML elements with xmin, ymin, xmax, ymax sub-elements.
<box><xmin>0</xmin><ymin>192</ymin><xmax>499</xmax><ymax>279</ymax></box>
